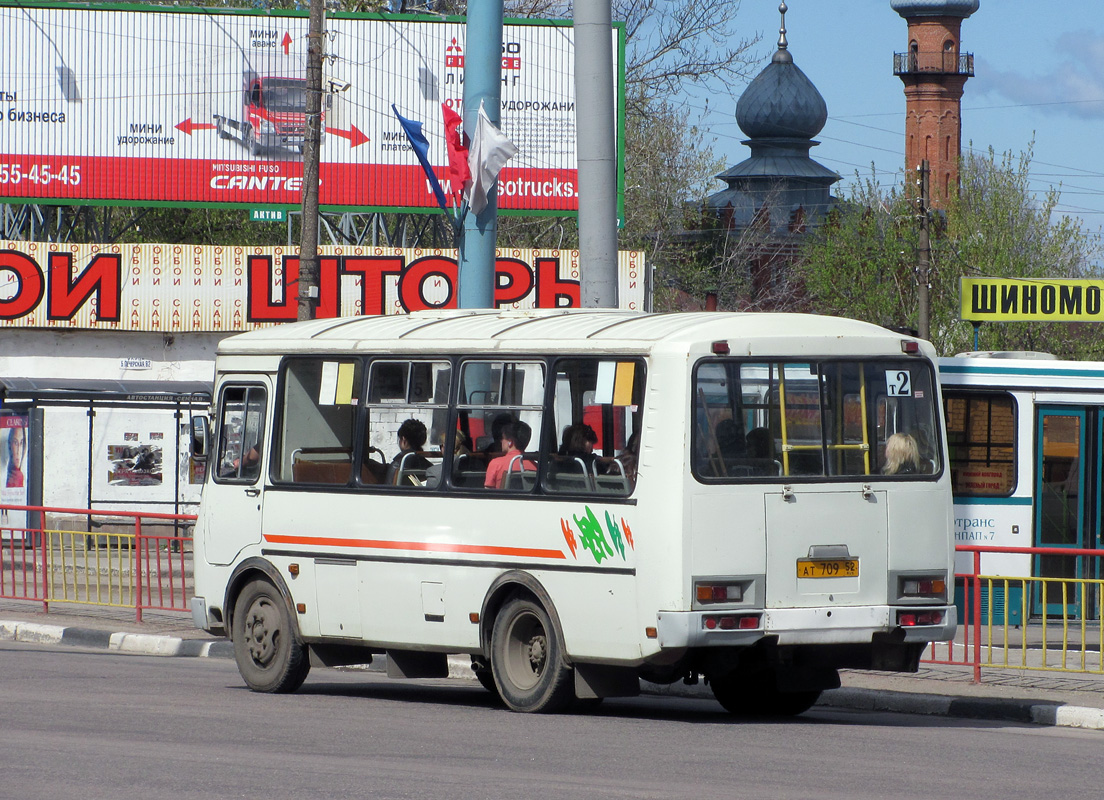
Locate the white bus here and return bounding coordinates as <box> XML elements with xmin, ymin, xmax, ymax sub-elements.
<box><xmin>190</xmin><ymin>309</ymin><xmax>955</xmax><ymax>715</ymax></box>
<box><xmin>939</xmin><ymin>352</ymin><xmax>1104</xmax><ymax>622</ymax></box>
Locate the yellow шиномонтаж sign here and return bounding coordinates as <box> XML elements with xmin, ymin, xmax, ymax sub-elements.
<box><xmin>961</xmin><ymin>278</ymin><xmax>1104</xmax><ymax>322</ymax></box>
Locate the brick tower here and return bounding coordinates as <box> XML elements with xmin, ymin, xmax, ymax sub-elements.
<box><xmin>891</xmin><ymin>0</ymin><xmax>979</xmax><ymax>207</ymax></box>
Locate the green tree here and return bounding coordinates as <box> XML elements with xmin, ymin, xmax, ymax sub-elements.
<box><xmin>796</xmin><ymin>176</ymin><xmax>919</xmax><ymax>329</ymax></box>
<box><xmin>797</xmin><ymin>147</ymin><xmax>1104</xmax><ymax>358</ymax></box>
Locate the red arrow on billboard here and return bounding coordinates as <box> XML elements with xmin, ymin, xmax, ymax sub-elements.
<box><xmin>282</xmin><ymin>31</ymin><xmax>293</xmax><ymax>55</ymax></box>
<box><xmin>175</xmin><ymin>118</ymin><xmax>217</xmax><ymax>135</ymax></box>
<box><xmin>328</xmin><ymin>124</ymin><xmax>369</xmax><ymax>148</ymax></box>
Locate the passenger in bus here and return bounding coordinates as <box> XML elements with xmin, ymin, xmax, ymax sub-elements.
<box><xmin>883</xmin><ymin>432</ymin><xmax>920</xmax><ymax>475</ymax></box>
<box><xmin>618</xmin><ymin>430</ymin><xmax>640</xmax><ymax>483</ymax></box>
<box><xmin>485</xmin><ymin>419</ymin><xmax>535</xmax><ymax>489</ymax></box>
<box><xmin>558</xmin><ymin>423</ymin><xmax>600</xmax><ymax>471</ymax></box>
<box><xmin>913</xmin><ymin>425</ymin><xmax>936</xmax><ymax>473</ymax></box>
<box><xmin>746</xmin><ymin>427</ymin><xmax>771</xmax><ymax>459</ymax></box>
<box><xmin>387</xmin><ymin>418</ymin><xmax>432</xmax><ymax>485</ymax></box>
<box><xmin>715</xmin><ymin>418</ymin><xmax>745</xmax><ymax>475</ymax></box>
<box><xmin>425</xmin><ymin>433</ymin><xmax>470</xmax><ymax>489</ymax></box>
<box><xmin>745</xmin><ymin>427</ymin><xmax>779</xmax><ymax>476</ymax></box>
<box><xmin>480</xmin><ymin>413</ymin><xmax>515</xmax><ymax>461</ymax></box>
<box><xmin>360</xmin><ymin>442</ymin><xmax>387</xmax><ymax>484</ymax></box>
<box><xmin>220</xmin><ymin>445</ymin><xmax>260</xmax><ymax>480</ymax></box>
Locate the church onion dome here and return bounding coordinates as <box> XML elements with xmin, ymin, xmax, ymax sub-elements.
<box><xmin>735</xmin><ymin>53</ymin><xmax>828</xmax><ymax>141</ymax></box>
<box><xmin>890</xmin><ymin>0</ymin><xmax>980</xmax><ymax>19</ymax></box>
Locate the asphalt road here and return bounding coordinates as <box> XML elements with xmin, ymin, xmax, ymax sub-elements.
<box><xmin>2</xmin><ymin>641</ymin><xmax>1100</xmax><ymax>800</ymax></box>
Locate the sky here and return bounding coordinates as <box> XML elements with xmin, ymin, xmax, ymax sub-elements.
<box><xmin>692</xmin><ymin>0</ymin><xmax>1104</xmax><ymax>240</ymax></box>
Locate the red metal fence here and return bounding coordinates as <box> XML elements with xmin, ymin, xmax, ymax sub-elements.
<box><xmin>0</xmin><ymin>504</ymin><xmax>196</xmax><ymax>622</ymax></box>
<box><xmin>927</xmin><ymin>544</ymin><xmax>1104</xmax><ymax>682</ymax></box>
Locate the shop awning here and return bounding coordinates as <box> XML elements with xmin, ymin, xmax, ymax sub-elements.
<box><xmin>0</xmin><ymin>377</ymin><xmax>212</xmax><ymax>403</ymax></box>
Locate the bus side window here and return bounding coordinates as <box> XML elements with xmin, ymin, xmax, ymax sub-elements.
<box><xmin>943</xmin><ymin>391</ymin><xmax>1016</xmax><ymax>495</ymax></box>
<box><xmin>544</xmin><ymin>358</ymin><xmax>644</xmax><ymax>496</ymax></box>
<box><xmin>274</xmin><ymin>358</ymin><xmax>362</xmax><ymax>485</ymax></box>
<box><xmin>215</xmin><ymin>385</ymin><xmax>267</xmax><ymax>484</ymax></box>
<box><xmin>458</xmin><ymin>360</ymin><xmax>545</xmax><ymax>492</ymax></box>
<box><xmin>363</xmin><ymin>359</ymin><xmax>451</xmax><ymax>489</ymax></box>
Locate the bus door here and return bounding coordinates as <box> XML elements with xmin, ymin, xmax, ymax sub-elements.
<box><xmin>205</xmin><ymin>380</ymin><xmax>270</xmax><ymax>566</ymax></box>
<box><xmin>1033</xmin><ymin>407</ymin><xmax>1092</xmax><ymax>617</ymax></box>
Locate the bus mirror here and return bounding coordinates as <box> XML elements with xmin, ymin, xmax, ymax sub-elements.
<box><xmin>190</xmin><ymin>416</ymin><xmax>210</xmax><ymax>462</ymax></box>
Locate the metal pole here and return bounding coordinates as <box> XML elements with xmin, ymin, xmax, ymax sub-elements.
<box><xmin>135</xmin><ymin>517</ymin><xmax>144</xmax><ymax>623</ymax></box>
<box><xmin>298</xmin><ymin>0</ymin><xmax>325</xmax><ymax>321</ymax></box>
<box><xmin>917</xmin><ymin>159</ymin><xmax>931</xmax><ymax>340</ymax></box>
<box><xmin>574</xmin><ymin>0</ymin><xmax>619</xmax><ymax>308</ymax></box>
<box><xmin>457</xmin><ymin>0</ymin><xmax>504</xmax><ymax>309</ymax></box>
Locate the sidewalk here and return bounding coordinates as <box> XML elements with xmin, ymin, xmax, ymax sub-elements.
<box><xmin>2</xmin><ymin>599</ymin><xmax>1101</xmax><ymax>729</ymax></box>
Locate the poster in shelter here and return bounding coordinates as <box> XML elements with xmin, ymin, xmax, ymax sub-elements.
<box><xmin>0</xmin><ymin>416</ymin><xmax>28</xmax><ymax>536</ymax></box>
<box><xmin>92</xmin><ymin>410</ymin><xmax>176</xmax><ymax>503</ymax></box>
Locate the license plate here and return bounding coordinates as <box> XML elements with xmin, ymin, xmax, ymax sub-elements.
<box><xmin>797</xmin><ymin>559</ymin><xmax>859</xmax><ymax>578</ymax></box>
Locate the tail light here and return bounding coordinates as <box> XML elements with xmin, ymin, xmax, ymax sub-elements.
<box><xmin>898</xmin><ymin>610</ymin><xmax>945</xmax><ymax>627</ymax></box>
<box><xmin>703</xmin><ymin>614</ymin><xmax>760</xmax><ymax>631</ymax></box>
<box><xmin>695</xmin><ymin>582</ymin><xmax>744</xmax><ymax>604</ymax></box>
<box><xmin>901</xmin><ymin>576</ymin><xmax>947</xmax><ymax>599</ymax></box>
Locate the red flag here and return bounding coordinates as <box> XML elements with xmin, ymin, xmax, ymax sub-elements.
<box><xmin>442</xmin><ymin>103</ymin><xmax>471</xmax><ymax>207</ymax></box>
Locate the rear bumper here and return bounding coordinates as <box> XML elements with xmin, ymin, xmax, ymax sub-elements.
<box><xmin>657</xmin><ymin>605</ymin><xmax>956</xmax><ymax>649</ymax></box>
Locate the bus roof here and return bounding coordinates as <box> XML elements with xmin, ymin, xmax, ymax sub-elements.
<box><xmin>218</xmin><ymin>310</ymin><xmax>930</xmax><ymax>358</ymax></box>
<box><xmin>939</xmin><ymin>353</ymin><xmax>1104</xmax><ymax>389</ymax></box>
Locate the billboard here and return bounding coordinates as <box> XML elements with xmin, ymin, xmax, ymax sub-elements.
<box><xmin>961</xmin><ymin>278</ymin><xmax>1104</xmax><ymax>322</ymax></box>
<box><xmin>0</xmin><ymin>2</ymin><xmax>624</xmax><ymax>214</ymax></box>
<box><xmin>0</xmin><ymin>241</ymin><xmax>647</xmax><ymax>332</ymax></box>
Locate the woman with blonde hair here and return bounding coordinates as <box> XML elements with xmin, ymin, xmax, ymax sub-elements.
<box><xmin>883</xmin><ymin>432</ymin><xmax>920</xmax><ymax>475</ymax></box>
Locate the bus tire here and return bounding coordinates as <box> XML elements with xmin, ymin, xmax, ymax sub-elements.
<box><xmin>490</xmin><ymin>596</ymin><xmax>574</xmax><ymax>713</ymax></box>
<box><xmin>232</xmin><ymin>579</ymin><xmax>310</xmax><ymax>693</ymax></box>
<box><xmin>476</xmin><ymin>668</ymin><xmax>501</xmax><ymax>698</ymax></box>
<box><xmin>710</xmin><ymin>673</ymin><xmax>820</xmax><ymax>717</ymax></box>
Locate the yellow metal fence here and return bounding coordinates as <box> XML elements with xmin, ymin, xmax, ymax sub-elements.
<box><xmin>928</xmin><ymin>544</ymin><xmax>1104</xmax><ymax>681</ymax></box>
<box><xmin>1</xmin><ymin>504</ymin><xmax>195</xmax><ymax>621</ymax></box>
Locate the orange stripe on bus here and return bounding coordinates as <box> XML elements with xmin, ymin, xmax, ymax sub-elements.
<box><xmin>263</xmin><ymin>533</ymin><xmax>567</xmax><ymax>560</ymax></box>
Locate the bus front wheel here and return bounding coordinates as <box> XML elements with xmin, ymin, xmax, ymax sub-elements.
<box><xmin>490</xmin><ymin>596</ymin><xmax>574</xmax><ymax>713</ymax></box>
<box><xmin>232</xmin><ymin>579</ymin><xmax>310</xmax><ymax>693</ymax></box>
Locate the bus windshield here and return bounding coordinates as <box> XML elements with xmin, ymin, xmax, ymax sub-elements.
<box><xmin>693</xmin><ymin>358</ymin><xmax>942</xmax><ymax>480</ymax></box>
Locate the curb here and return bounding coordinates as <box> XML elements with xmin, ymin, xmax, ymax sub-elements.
<box><xmin>819</xmin><ymin>687</ymin><xmax>1104</xmax><ymax>730</ymax></box>
<box><xmin>0</xmin><ymin>620</ymin><xmax>234</xmax><ymax>659</ymax></box>
<box><xmin>5</xmin><ymin>620</ymin><xmax>1102</xmax><ymax>730</ymax></box>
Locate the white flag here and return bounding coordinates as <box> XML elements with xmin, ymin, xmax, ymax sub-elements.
<box><xmin>467</xmin><ymin>100</ymin><xmax>519</xmax><ymax>214</ymax></box>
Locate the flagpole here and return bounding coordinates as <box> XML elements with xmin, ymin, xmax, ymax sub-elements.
<box><xmin>457</xmin><ymin>0</ymin><xmax>503</xmax><ymax>309</ymax></box>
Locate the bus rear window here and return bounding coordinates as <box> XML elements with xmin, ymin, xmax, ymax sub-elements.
<box><xmin>693</xmin><ymin>359</ymin><xmax>942</xmax><ymax>481</ymax></box>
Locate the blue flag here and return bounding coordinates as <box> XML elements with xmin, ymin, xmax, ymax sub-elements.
<box><xmin>392</xmin><ymin>104</ymin><xmax>449</xmax><ymax>213</ymax></box>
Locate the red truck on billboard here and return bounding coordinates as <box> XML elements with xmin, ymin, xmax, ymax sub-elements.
<box><xmin>214</xmin><ymin>69</ymin><xmax>323</xmax><ymax>156</ymax></box>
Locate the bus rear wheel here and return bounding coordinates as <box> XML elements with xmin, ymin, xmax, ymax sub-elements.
<box><xmin>710</xmin><ymin>673</ymin><xmax>821</xmax><ymax>717</ymax></box>
<box><xmin>490</xmin><ymin>596</ymin><xmax>574</xmax><ymax>713</ymax></box>
<box><xmin>233</xmin><ymin>579</ymin><xmax>310</xmax><ymax>693</ymax></box>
